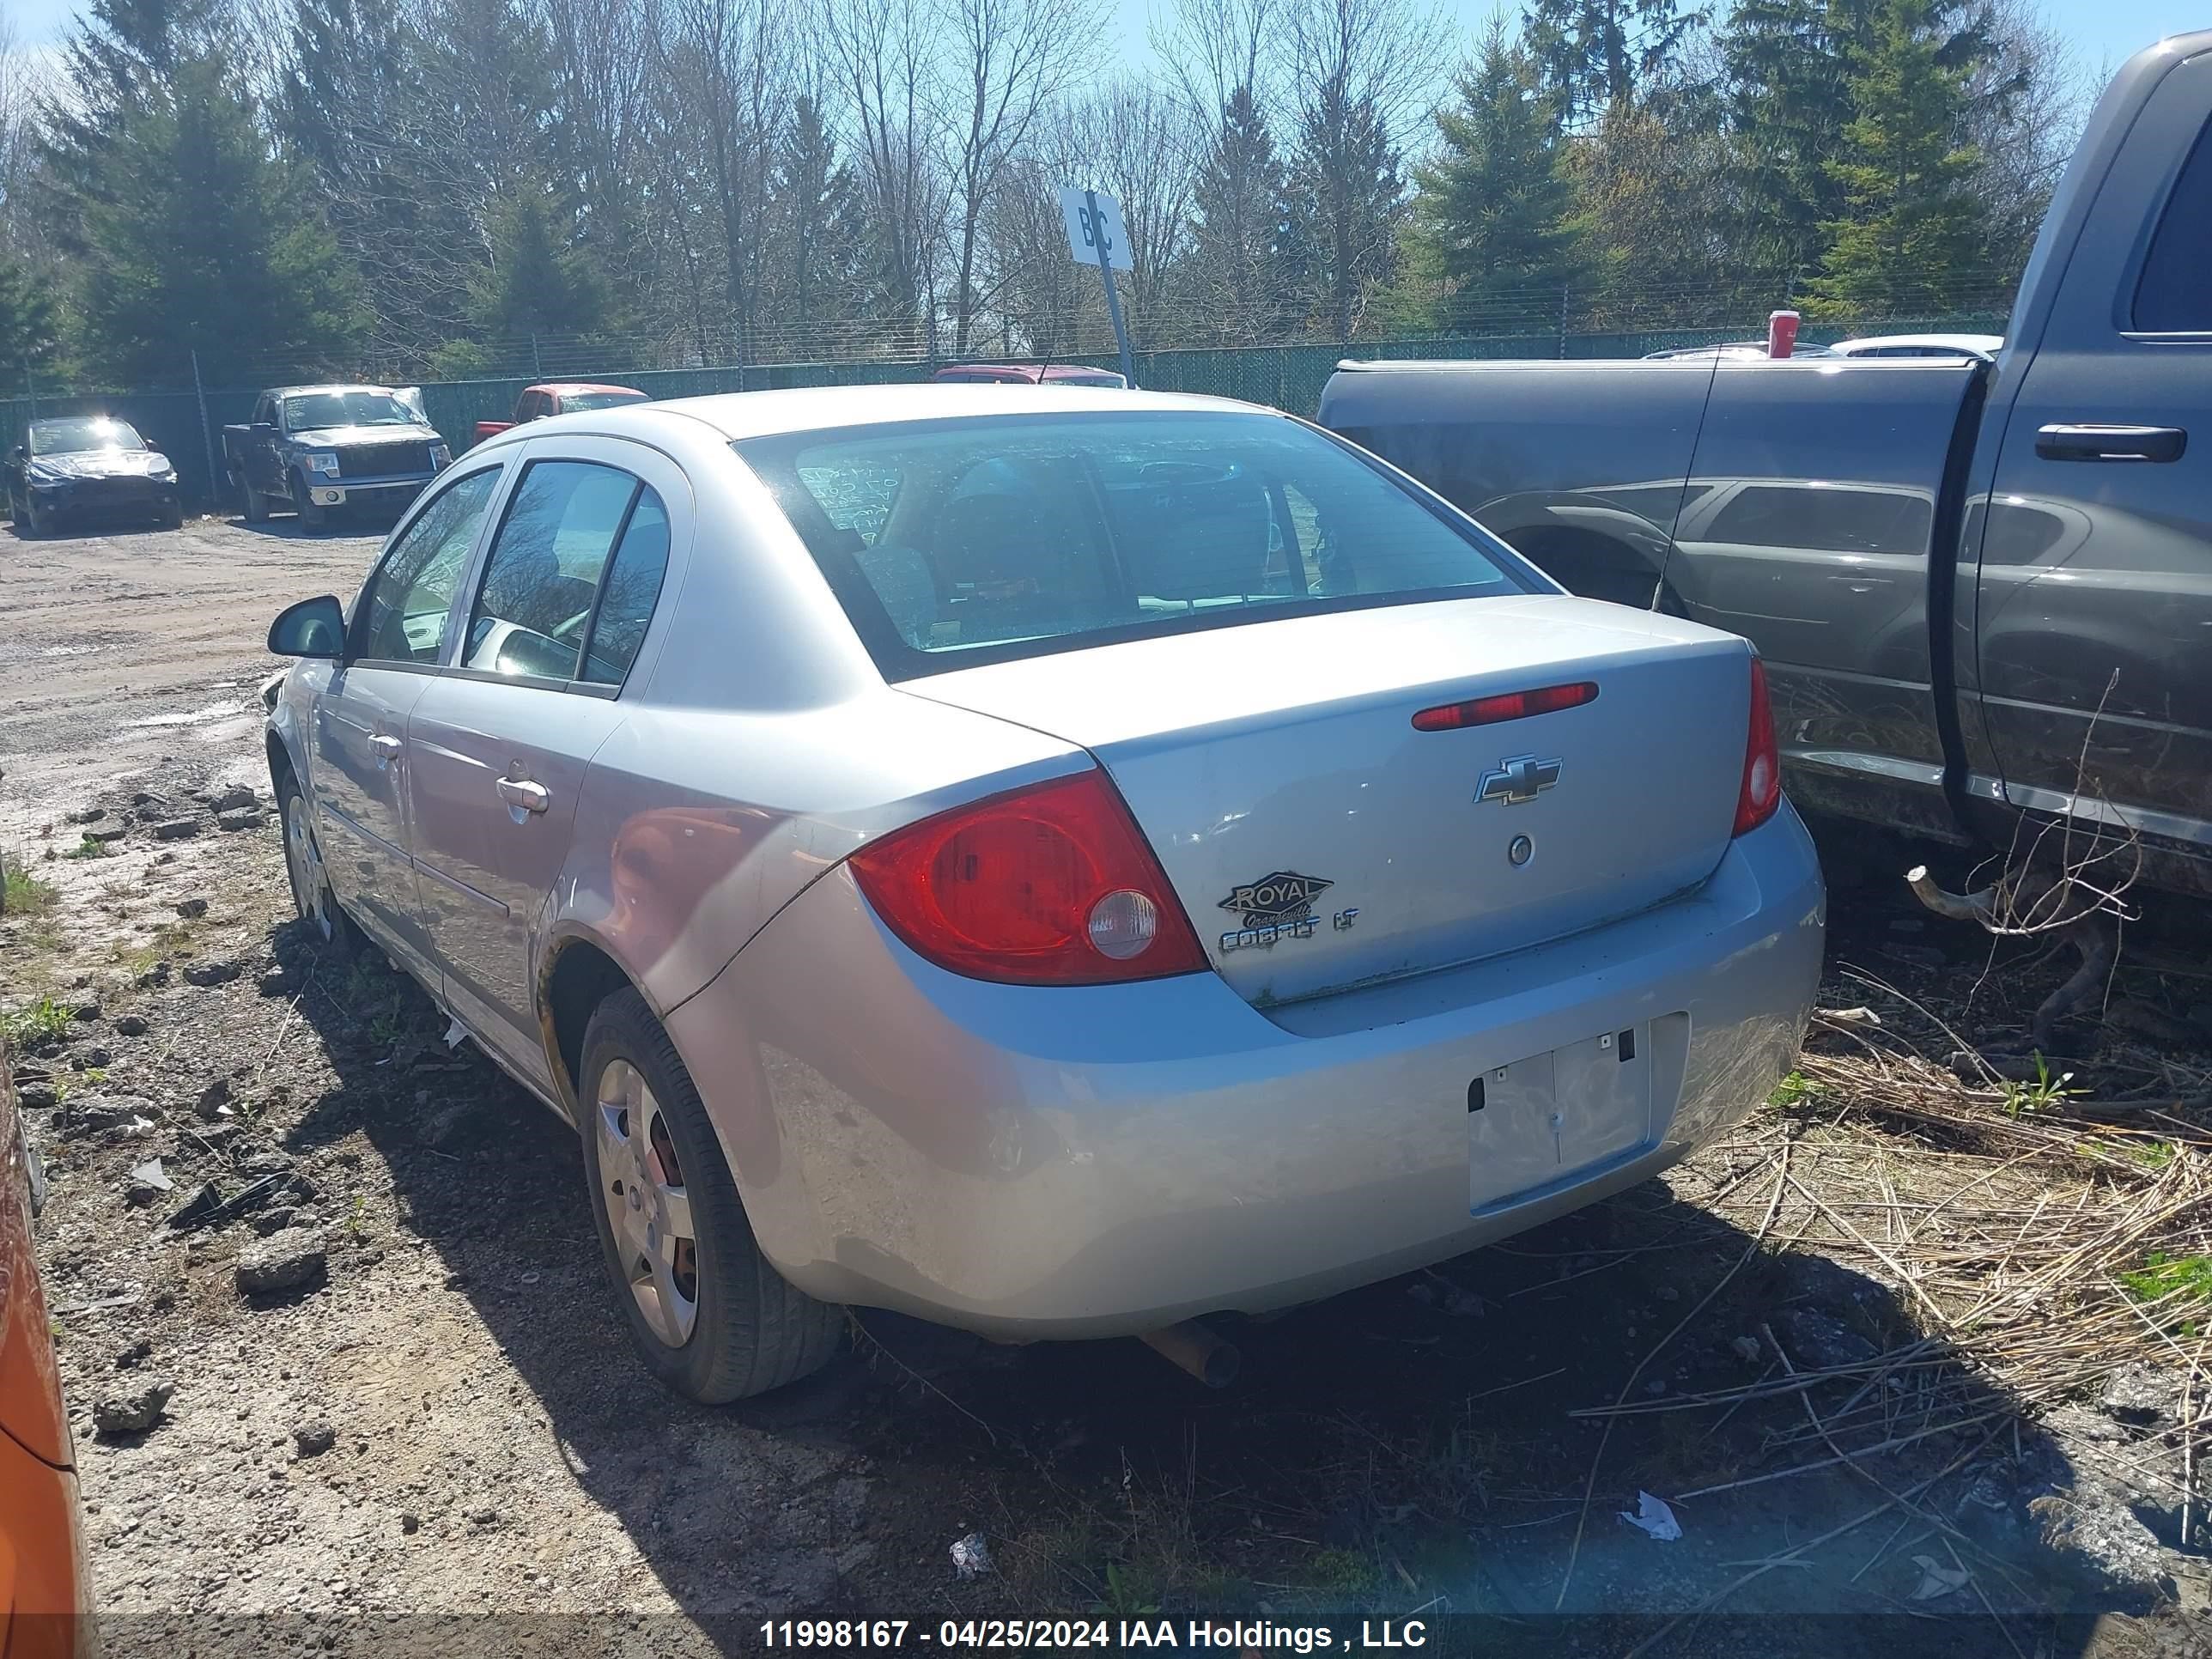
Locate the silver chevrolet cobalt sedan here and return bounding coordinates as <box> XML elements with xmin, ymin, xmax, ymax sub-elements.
<box><xmin>264</xmin><ymin>386</ymin><xmax>1824</xmax><ymax>1401</ymax></box>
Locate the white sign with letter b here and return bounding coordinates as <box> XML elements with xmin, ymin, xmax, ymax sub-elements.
<box><xmin>1058</xmin><ymin>186</ymin><xmax>1133</xmax><ymax>271</ymax></box>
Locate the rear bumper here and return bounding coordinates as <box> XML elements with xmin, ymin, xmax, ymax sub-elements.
<box><xmin>671</xmin><ymin>807</ymin><xmax>1825</xmax><ymax>1337</ymax></box>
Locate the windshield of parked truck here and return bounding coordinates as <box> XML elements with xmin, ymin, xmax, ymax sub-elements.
<box><xmin>29</xmin><ymin>416</ymin><xmax>146</xmax><ymax>455</ymax></box>
<box><xmin>283</xmin><ymin>392</ymin><xmax>417</xmax><ymax>431</ymax></box>
<box><xmin>738</xmin><ymin>409</ymin><xmax>1533</xmax><ymax>678</ymax></box>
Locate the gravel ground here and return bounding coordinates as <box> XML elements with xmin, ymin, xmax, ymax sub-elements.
<box><xmin>4</xmin><ymin>515</ymin><xmax>2207</xmax><ymax>1658</ymax></box>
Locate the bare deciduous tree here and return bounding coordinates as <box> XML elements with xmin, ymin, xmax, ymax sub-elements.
<box><xmin>1056</xmin><ymin>78</ymin><xmax>1198</xmax><ymax>344</ymax></box>
<box><xmin>658</xmin><ymin>0</ymin><xmax>798</xmax><ymax>362</ymax></box>
<box><xmin>937</xmin><ymin>0</ymin><xmax>1102</xmax><ymax>352</ymax></box>
<box><xmin>1153</xmin><ymin>0</ymin><xmax>1278</xmax><ymax>123</ymax></box>
<box><xmin>1275</xmin><ymin>0</ymin><xmax>1440</xmax><ymax>339</ymax></box>
<box><xmin>0</xmin><ymin>10</ymin><xmax>46</xmax><ymax>258</ymax></box>
<box><xmin>826</xmin><ymin>0</ymin><xmax>942</xmax><ymax>327</ymax></box>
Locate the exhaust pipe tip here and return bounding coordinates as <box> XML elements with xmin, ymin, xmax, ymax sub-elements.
<box><xmin>1139</xmin><ymin>1321</ymin><xmax>1241</xmax><ymax>1389</ymax></box>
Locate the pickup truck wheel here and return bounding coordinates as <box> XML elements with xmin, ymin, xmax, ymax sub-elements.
<box><xmin>278</xmin><ymin>775</ymin><xmax>362</xmax><ymax>959</ymax></box>
<box><xmin>20</xmin><ymin>495</ymin><xmax>51</xmax><ymax>538</ymax></box>
<box><xmin>579</xmin><ymin>988</ymin><xmax>843</xmax><ymax>1403</ymax></box>
<box><xmin>290</xmin><ymin>471</ymin><xmax>328</xmax><ymax>531</ymax></box>
<box><xmin>158</xmin><ymin>501</ymin><xmax>185</xmax><ymax>531</ymax></box>
<box><xmin>239</xmin><ymin>471</ymin><xmax>268</xmax><ymax>524</ymax></box>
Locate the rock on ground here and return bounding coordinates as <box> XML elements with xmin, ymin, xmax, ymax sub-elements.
<box><xmin>92</xmin><ymin>1382</ymin><xmax>173</xmax><ymax>1437</ymax></box>
<box><xmin>235</xmin><ymin>1230</ymin><xmax>328</xmax><ymax>1297</ymax></box>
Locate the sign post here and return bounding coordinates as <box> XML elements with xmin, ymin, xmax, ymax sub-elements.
<box><xmin>1058</xmin><ymin>185</ymin><xmax>1137</xmax><ymax>388</ymax></box>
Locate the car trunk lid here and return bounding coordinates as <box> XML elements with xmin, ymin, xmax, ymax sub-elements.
<box><xmin>897</xmin><ymin>594</ymin><xmax>1753</xmax><ymax>1006</ymax></box>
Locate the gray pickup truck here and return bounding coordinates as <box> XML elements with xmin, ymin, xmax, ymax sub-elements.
<box><xmin>222</xmin><ymin>384</ymin><xmax>450</xmax><ymax>532</ymax></box>
<box><xmin>1322</xmin><ymin>32</ymin><xmax>2212</xmax><ymax>902</ymax></box>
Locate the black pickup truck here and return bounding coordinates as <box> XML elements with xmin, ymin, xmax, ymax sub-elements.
<box><xmin>222</xmin><ymin>385</ymin><xmax>449</xmax><ymax>532</ymax></box>
<box><xmin>1322</xmin><ymin>31</ymin><xmax>2212</xmax><ymax>902</ymax></box>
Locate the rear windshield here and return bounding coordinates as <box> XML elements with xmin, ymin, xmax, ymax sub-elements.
<box><xmin>562</xmin><ymin>390</ymin><xmax>648</xmax><ymax>412</ymax></box>
<box><xmin>735</xmin><ymin>410</ymin><xmax>1531</xmax><ymax>677</ymax></box>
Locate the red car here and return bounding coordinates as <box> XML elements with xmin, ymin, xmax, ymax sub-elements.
<box><xmin>1</xmin><ymin>1048</ymin><xmax>90</xmax><ymax>1659</ymax></box>
<box><xmin>472</xmin><ymin>382</ymin><xmax>650</xmax><ymax>447</ymax></box>
<box><xmin>929</xmin><ymin>363</ymin><xmax>1128</xmax><ymax>387</ymax></box>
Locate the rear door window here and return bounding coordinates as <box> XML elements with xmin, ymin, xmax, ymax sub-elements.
<box><xmin>580</xmin><ymin>490</ymin><xmax>671</xmax><ymax>685</ymax></box>
<box><xmin>2135</xmin><ymin>116</ymin><xmax>2212</xmax><ymax>331</ymax></box>
<box><xmin>737</xmin><ymin>410</ymin><xmax>1531</xmax><ymax>677</ymax></box>
<box><xmin>463</xmin><ymin>459</ymin><xmax>659</xmax><ymax>683</ymax></box>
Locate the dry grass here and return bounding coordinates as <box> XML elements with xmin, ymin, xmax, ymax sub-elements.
<box><xmin>1547</xmin><ymin>940</ymin><xmax>2212</xmax><ymax>1638</ymax></box>
<box><xmin>1642</xmin><ymin>968</ymin><xmax>2212</xmax><ymax>1551</ymax></box>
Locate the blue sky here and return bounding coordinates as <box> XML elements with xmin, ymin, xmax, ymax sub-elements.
<box><xmin>4</xmin><ymin>0</ymin><xmax>2203</xmax><ymax>76</ymax></box>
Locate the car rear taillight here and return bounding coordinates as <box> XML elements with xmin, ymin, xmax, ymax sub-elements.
<box><xmin>1734</xmin><ymin>656</ymin><xmax>1782</xmax><ymax>836</ymax></box>
<box><xmin>1411</xmin><ymin>681</ymin><xmax>1598</xmax><ymax>732</ymax></box>
<box><xmin>848</xmin><ymin>770</ymin><xmax>1209</xmax><ymax>985</ymax></box>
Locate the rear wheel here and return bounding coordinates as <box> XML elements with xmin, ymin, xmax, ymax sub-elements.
<box><xmin>579</xmin><ymin>988</ymin><xmax>842</xmax><ymax>1402</ymax></box>
<box><xmin>239</xmin><ymin>471</ymin><xmax>268</xmax><ymax>524</ymax></box>
<box><xmin>277</xmin><ymin>773</ymin><xmax>361</xmax><ymax>958</ymax></box>
<box><xmin>290</xmin><ymin>470</ymin><xmax>327</xmax><ymax>531</ymax></box>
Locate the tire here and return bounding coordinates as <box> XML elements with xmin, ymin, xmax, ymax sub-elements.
<box><xmin>239</xmin><ymin>471</ymin><xmax>268</xmax><ymax>524</ymax></box>
<box><xmin>276</xmin><ymin>771</ymin><xmax>362</xmax><ymax>959</ymax></box>
<box><xmin>578</xmin><ymin>988</ymin><xmax>842</xmax><ymax>1402</ymax></box>
<box><xmin>290</xmin><ymin>470</ymin><xmax>327</xmax><ymax>531</ymax></box>
<box><xmin>159</xmin><ymin>500</ymin><xmax>185</xmax><ymax>531</ymax></box>
<box><xmin>18</xmin><ymin>494</ymin><xmax>50</xmax><ymax>538</ymax></box>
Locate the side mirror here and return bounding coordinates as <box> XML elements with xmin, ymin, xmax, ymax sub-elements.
<box><xmin>269</xmin><ymin>594</ymin><xmax>346</xmax><ymax>658</ymax></box>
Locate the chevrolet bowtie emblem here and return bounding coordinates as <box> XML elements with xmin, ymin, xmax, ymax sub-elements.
<box><xmin>1475</xmin><ymin>755</ymin><xmax>1563</xmax><ymax>805</ymax></box>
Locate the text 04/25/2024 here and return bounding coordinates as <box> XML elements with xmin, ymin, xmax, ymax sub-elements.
<box><xmin>758</xmin><ymin>1619</ymin><xmax>1433</xmax><ymax>1650</ymax></box>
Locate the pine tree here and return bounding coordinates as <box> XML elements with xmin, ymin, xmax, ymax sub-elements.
<box><xmin>0</xmin><ymin>255</ymin><xmax>58</xmax><ymax>374</ymax></box>
<box><xmin>1286</xmin><ymin>87</ymin><xmax>1404</xmax><ymax>343</ymax></box>
<box><xmin>1808</xmin><ymin>0</ymin><xmax>1995</xmax><ymax>318</ymax></box>
<box><xmin>773</xmin><ymin>95</ymin><xmax>867</xmax><ymax>336</ymax></box>
<box><xmin>1564</xmin><ymin>102</ymin><xmax>1732</xmax><ymax>327</ymax></box>
<box><xmin>470</xmin><ymin>190</ymin><xmax>610</xmax><ymax>341</ymax></box>
<box><xmin>1523</xmin><ymin>0</ymin><xmax>1698</xmax><ymax>127</ymax></box>
<box><xmin>72</xmin><ymin>55</ymin><xmax>365</xmax><ymax>384</ymax></box>
<box><xmin>285</xmin><ymin>0</ymin><xmax>472</xmax><ymax>353</ymax></box>
<box><xmin>1717</xmin><ymin>0</ymin><xmax>1859</xmax><ymax>278</ymax></box>
<box><xmin>1409</xmin><ymin>20</ymin><xmax>1579</xmax><ymax>331</ymax></box>
<box><xmin>1188</xmin><ymin>85</ymin><xmax>1297</xmax><ymax>345</ymax></box>
<box><xmin>36</xmin><ymin>0</ymin><xmax>232</xmax><ymax>256</ymax></box>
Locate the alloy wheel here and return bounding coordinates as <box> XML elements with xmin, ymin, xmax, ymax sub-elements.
<box><xmin>594</xmin><ymin>1058</ymin><xmax>700</xmax><ymax>1348</ymax></box>
<box><xmin>283</xmin><ymin>792</ymin><xmax>332</xmax><ymax>942</ymax></box>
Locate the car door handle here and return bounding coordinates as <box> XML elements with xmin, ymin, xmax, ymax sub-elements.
<box><xmin>495</xmin><ymin>776</ymin><xmax>550</xmax><ymax>815</ymax></box>
<box><xmin>2036</xmin><ymin>423</ymin><xmax>2187</xmax><ymax>463</ymax></box>
<box><xmin>369</xmin><ymin>733</ymin><xmax>403</xmax><ymax>763</ymax></box>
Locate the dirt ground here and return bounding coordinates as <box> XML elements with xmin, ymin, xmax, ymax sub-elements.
<box><xmin>5</xmin><ymin>515</ymin><xmax>2212</xmax><ymax>1658</ymax></box>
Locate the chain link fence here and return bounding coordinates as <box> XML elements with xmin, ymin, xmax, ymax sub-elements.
<box><xmin>2</xmin><ymin>315</ymin><xmax>2008</xmax><ymax>513</ymax></box>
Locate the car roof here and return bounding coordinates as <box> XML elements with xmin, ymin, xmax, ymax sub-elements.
<box><xmin>1832</xmin><ymin>334</ymin><xmax>2003</xmax><ymax>355</ymax></box>
<box><xmin>272</xmin><ymin>383</ymin><xmax>401</xmax><ymax>398</ymax></box>
<box><xmin>1642</xmin><ymin>341</ymin><xmax>1838</xmax><ymax>360</ymax></box>
<box><xmin>635</xmin><ymin>383</ymin><xmax>1246</xmax><ymax>441</ymax></box>
<box><xmin>534</xmin><ymin>381</ymin><xmax>646</xmax><ymax>396</ymax></box>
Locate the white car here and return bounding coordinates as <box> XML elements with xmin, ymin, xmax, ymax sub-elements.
<box><xmin>1830</xmin><ymin>333</ymin><xmax>2004</xmax><ymax>361</ymax></box>
<box><xmin>263</xmin><ymin>385</ymin><xmax>1824</xmax><ymax>1400</ymax></box>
